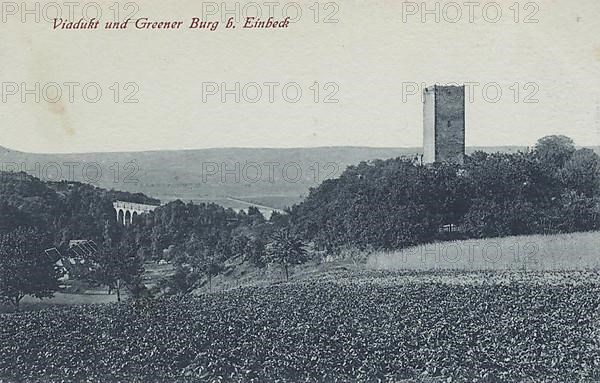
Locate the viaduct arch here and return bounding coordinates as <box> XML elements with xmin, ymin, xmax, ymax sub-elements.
<box><xmin>113</xmin><ymin>201</ymin><xmax>159</xmax><ymax>225</ymax></box>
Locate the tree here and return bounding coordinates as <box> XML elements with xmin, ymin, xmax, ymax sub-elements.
<box><xmin>0</xmin><ymin>228</ymin><xmax>61</xmax><ymax>309</ymax></box>
<box><xmin>266</xmin><ymin>229</ymin><xmax>307</xmax><ymax>280</ymax></box>
<box><xmin>90</xmin><ymin>225</ymin><xmax>144</xmax><ymax>302</ymax></box>
<box><xmin>203</xmin><ymin>256</ymin><xmax>221</xmax><ymax>292</ymax></box>
<box><xmin>231</xmin><ymin>233</ymin><xmax>250</xmax><ymax>257</ymax></box>
<box><xmin>0</xmin><ymin>202</ymin><xmax>32</xmax><ymax>234</ymax></box>
<box><xmin>245</xmin><ymin>206</ymin><xmax>266</xmax><ymax>225</ymax></box>
<box><xmin>92</xmin><ymin>247</ymin><xmax>144</xmax><ymax>302</ymax></box>
<box><xmin>560</xmin><ymin>148</ymin><xmax>600</xmax><ymax>197</ymax></box>
<box><xmin>167</xmin><ymin>265</ymin><xmax>202</xmax><ymax>294</ymax></box>
<box><xmin>244</xmin><ymin>236</ymin><xmax>267</xmax><ymax>267</ymax></box>
<box><xmin>534</xmin><ymin>135</ymin><xmax>576</xmax><ymax>169</ymax></box>
<box><xmin>558</xmin><ymin>191</ymin><xmax>600</xmax><ymax>232</ymax></box>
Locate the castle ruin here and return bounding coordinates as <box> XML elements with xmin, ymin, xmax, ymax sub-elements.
<box><xmin>423</xmin><ymin>85</ymin><xmax>465</xmax><ymax>164</ymax></box>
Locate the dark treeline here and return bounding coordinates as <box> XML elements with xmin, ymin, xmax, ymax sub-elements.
<box><xmin>289</xmin><ymin>135</ymin><xmax>600</xmax><ymax>251</ymax></box>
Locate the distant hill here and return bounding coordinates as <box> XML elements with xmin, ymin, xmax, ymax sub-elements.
<box><xmin>1</xmin><ymin>145</ymin><xmax>597</xmax><ymax>209</ymax></box>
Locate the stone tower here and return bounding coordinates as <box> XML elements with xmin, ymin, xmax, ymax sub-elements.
<box><xmin>422</xmin><ymin>85</ymin><xmax>465</xmax><ymax>164</ymax></box>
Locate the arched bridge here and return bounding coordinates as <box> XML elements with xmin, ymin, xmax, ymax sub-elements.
<box><xmin>113</xmin><ymin>201</ymin><xmax>159</xmax><ymax>225</ymax></box>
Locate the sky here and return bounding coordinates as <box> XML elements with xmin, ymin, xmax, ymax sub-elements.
<box><xmin>1</xmin><ymin>0</ymin><xmax>599</xmax><ymax>153</ymax></box>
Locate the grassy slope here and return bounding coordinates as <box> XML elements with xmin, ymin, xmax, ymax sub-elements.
<box><xmin>367</xmin><ymin>231</ymin><xmax>600</xmax><ymax>271</ymax></box>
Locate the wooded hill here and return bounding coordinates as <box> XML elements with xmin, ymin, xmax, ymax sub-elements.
<box><xmin>289</xmin><ymin>136</ymin><xmax>600</xmax><ymax>251</ymax></box>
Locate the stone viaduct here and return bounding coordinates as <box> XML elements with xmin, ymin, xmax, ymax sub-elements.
<box><xmin>113</xmin><ymin>201</ymin><xmax>159</xmax><ymax>225</ymax></box>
